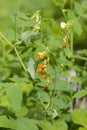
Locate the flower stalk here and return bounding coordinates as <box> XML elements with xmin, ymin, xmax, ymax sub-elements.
<box><xmin>0</xmin><ymin>32</ymin><xmax>27</xmax><ymax>72</ymax></box>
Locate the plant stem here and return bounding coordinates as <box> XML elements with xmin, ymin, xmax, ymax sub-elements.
<box><xmin>0</xmin><ymin>33</ymin><xmax>12</xmax><ymax>47</ymax></box>
<box><xmin>13</xmin><ymin>46</ymin><xmax>27</xmax><ymax>72</ymax></box>
<box><xmin>0</xmin><ymin>32</ymin><xmax>27</xmax><ymax>72</ymax></box>
<box><xmin>70</xmin><ymin>29</ymin><xmax>73</xmax><ymax>53</ymax></box>
<box><xmin>80</xmin><ymin>97</ymin><xmax>86</xmax><ymax>109</ymax></box>
<box><xmin>14</xmin><ymin>13</ymin><xmax>17</xmax><ymax>41</ymax></box>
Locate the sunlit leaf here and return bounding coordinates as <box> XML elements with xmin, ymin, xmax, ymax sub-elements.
<box><xmin>73</xmin><ymin>90</ymin><xmax>87</xmax><ymax>99</ymax></box>
<box><xmin>81</xmin><ymin>0</ymin><xmax>87</xmax><ymax>10</ymax></box>
<box><xmin>38</xmin><ymin>91</ymin><xmax>50</xmax><ymax>102</ymax></box>
<box><xmin>74</xmin><ymin>21</ymin><xmax>82</xmax><ymax>36</ymax></box>
<box><xmin>79</xmin><ymin>127</ymin><xmax>87</xmax><ymax>130</ymax></box>
<box><xmin>21</xmin><ymin>31</ymin><xmax>38</xmax><ymax>42</ymax></box>
<box><xmin>72</xmin><ymin>109</ymin><xmax>87</xmax><ymax>127</ymax></box>
<box><xmin>27</xmin><ymin>58</ymin><xmax>35</xmax><ymax>80</ymax></box>
<box><xmin>53</xmin><ymin>80</ymin><xmax>72</xmax><ymax>92</ymax></box>
<box><xmin>39</xmin><ymin>119</ymin><xmax>68</xmax><ymax>130</ymax></box>
<box><xmin>16</xmin><ymin>118</ymin><xmax>38</xmax><ymax>130</ymax></box>
<box><xmin>0</xmin><ymin>116</ymin><xmax>16</xmax><ymax>129</ymax></box>
<box><xmin>75</xmin><ymin>2</ymin><xmax>83</xmax><ymax>15</ymax></box>
<box><xmin>6</xmin><ymin>86</ymin><xmax>22</xmax><ymax>111</ymax></box>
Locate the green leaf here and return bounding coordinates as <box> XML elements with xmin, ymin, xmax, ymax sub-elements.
<box><xmin>16</xmin><ymin>118</ymin><xmax>38</xmax><ymax>130</ymax></box>
<box><xmin>0</xmin><ymin>82</ymin><xmax>14</xmax><ymax>88</ymax></box>
<box><xmin>38</xmin><ymin>91</ymin><xmax>50</xmax><ymax>103</ymax></box>
<box><xmin>21</xmin><ymin>31</ymin><xmax>38</xmax><ymax>42</ymax></box>
<box><xmin>10</xmin><ymin>12</ymin><xmax>28</xmax><ymax>22</ymax></box>
<box><xmin>79</xmin><ymin>127</ymin><xmax>87</xmax><ymax>130</ymax></box>
<box><xmin>72</xmin><ymin>77</ymin><xmax>82</xmax><ymax>84</ymax></box>
<box><xmin>81</xmin><ymin>14</ymin><xmax>87</xmax><ymax>19</ymax></box>
<box><xmin>74</xmin><ymin>21</ymin><xmax>82</xmax><ymax>36</ymax></box>
<box><xmin>75</xmin><ymin>2</ymin><xmax>83</xmax><ymax>15</ymax></box>
<box><xmin>54</xmin><ymin>80</ymin><xmax>72</xmax><ymax>92</ymax></box>
<box><xmin>72</xmin><ymin>109</ymin><xmax>87</xmax><ymax>127</ymax></box>
<box><xmin>52</xmin><ymin>0</ymin><xmax>67</xmax><ymax>8</ymax></box>
<box><xmin>10</xmin><ymin>76</ymin><xmax>30</xmax><ymax>83</ymax></box>
<box><xmin>39</xmin><ymin>119</ymin><xmax>68</xmax><ymax>130</ymax></box>
<box><xmin>10</xmin><ymin>13</ymin><xmax>30</xmax><ymax>27</ymax></box>
<box><xmin>39</xmin><ymin>121</ymin><xmax>53</xmax><ymax>130</ymax></box>
<box><xmin>27</xmin><ymin>58</ymin><xmax>35</xmax><ymax>80</ymax></box>
<box><xmin>63</xmin><ymin>113</ymin><xmax>72</xmax><ymax>122</ymax></box>
<box><xmin>17</xmin><ymin>12</ymin><xmax>28</xmax><ymax>20</ymax></box>
<box><xmin>6</xmin><ymin>86</ymin><xmax>22</xmax><ymax>111</ymax></box>
<box><xmin>5</xmin><ymin>28</ymin><xmax>16</xmax><ymax>40</ymax></box>
<box><xmin>81</xmin><ymin>0</ymin><xmax>87</xmax><ymax>10</ymax></box>
<box><xmin>73</xmin><ymin>90</ymin><xmax>87</xmax><ymax>99</ymax></box>
<box><xmin>0</xmin><ymin>116</ymin><xmax>16</xmax><ymax>129</ymax></box>
<box><xmin>53</xmin><ymin>119</ymin><xmax>68</xmax><ymax>130</ymax></box>
<box><xmin>52</xmin><ymin>98</ymin><xmax>69</xmax><ymax>109</ymax></box>
<box><xmin>15</xmin><ymin>106</ymin><xmax>29</xmax><ymax>117</ymax></box>
<box><xmin>67</xmin><ymin>11</ymin><xmax>76</xmax><ymax>20</ymax></box>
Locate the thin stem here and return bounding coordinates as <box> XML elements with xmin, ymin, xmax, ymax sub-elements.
<box><xmin>13</xmin><ymin>46</ymin><xmax>27</xmax><ymax>72</ymax></box>
<box><xmin>0</xmin><ymin>32</ymin><xmax>12</xmax><ymax>47</ymax></box>
<box><xmin>37</xmin><ymin>91</ymin><xmax>46</xmax><ymax>110</ymax></box>
<box><xmin>2</xmin><ymin>41</ymin><xmax>6</xmax><ymax>62</ymax></box>
<box><xmin>62</xmin><ymin>10</ymin><xmax>67</xmax><ymax>21</ymax></box>
<box><xmin>70</xmin><ymin>29</ymin><xmax>73</xmax><ymax>53</ymax></box>
<box><xmin>14</xmin><ymin>13</ymin><xmax>17</xmax><ymax>41</ymax></box>
<box><xmin>80</xmin><ymin>97</ymin><xmax>86</xmax><ymax>109</ymax></box>
<box><xmin>0</xmin><ymin>32</ymin><xmax>27</xmax><ymax>72</ymax></box>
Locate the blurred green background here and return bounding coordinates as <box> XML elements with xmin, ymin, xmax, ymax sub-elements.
<box><xmin>0</xmin><ymin>0</ymin><xmax>60</xmax><ymax>31</ymax></box>
<box><xmin>0</xmin><ymin>0</ymin><xmax>87</xmax><ymax>49</ymax></box>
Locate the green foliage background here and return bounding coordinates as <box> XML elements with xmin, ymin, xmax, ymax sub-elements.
<box><xmin>0</xmin><ymin>0</ymin><xmax>87</xmax><ymax>130</ymax></box>
<box><xmin>0</xmin><ymin>0</ymin><xmax>57</xmax><ymax>31</ymax></box>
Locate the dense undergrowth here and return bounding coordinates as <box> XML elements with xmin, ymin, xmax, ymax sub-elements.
<box><xmin>0</xmin><ymin>0</ymin><xmax>87</xmax><ymax>130</ymax></box>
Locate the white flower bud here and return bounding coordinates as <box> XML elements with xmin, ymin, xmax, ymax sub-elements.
<box><xmin>60</xmin><ymin>22</ymin><xmax>67</xmax><ymax>29</ymax></box>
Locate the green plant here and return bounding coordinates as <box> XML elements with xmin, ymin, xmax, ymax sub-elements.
<box><xmin>0</xmin><ymin>0</ymin><xmax>87</xmax><ymax>130</ymax></box>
